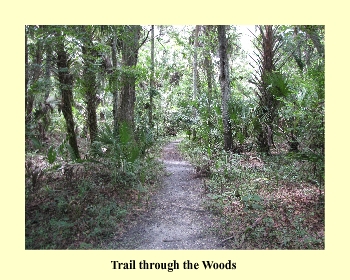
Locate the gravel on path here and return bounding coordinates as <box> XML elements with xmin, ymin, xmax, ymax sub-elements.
<box><xmin>109</xmin><ymin>139</ymin><xmax>224</xmax><ymax>250</ymax></box>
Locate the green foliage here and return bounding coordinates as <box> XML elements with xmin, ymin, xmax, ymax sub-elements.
<box><xmin>26</xmin><ymin>140</ymin><xmax>165</xmax><ymax>249</ymax></box>
<box><xmin>26</xmin><ymin>25</ymin><xmax>324</xmax><ymax>250</ymax></box>
<box><xmin>47</xmin><ymin>146</ymin><xmax>57</xmax><ymax>164</ymax></box>
<box><xmin>119</xmin><ymin>121</ymin><xmax>132</xmax><ymax>146</ymax></box>
<box><xmin>228</xmin><ymin>95</ymin><xmax>255</xmax><ymax>147</ymax></box>
<box><xmin>25</xmin><ymin>124</ymin><xmax>42</xmax><ymax>149</ymax></box>
<box><xmin>265</xmin><ymin>71</ymin><xmax>291</xmax><ymax>99</ymax></box>
<box><xmin>180</xmin><ymin>138</ymin><xmax>324</xmax><ymax>249</ymax></box>
<box><xmin>65</xmin><ymin>141</ymin><xmax>79</xmax><ymax>161</ymax></box>
<box><xmin>89</xmin><ymin>121</ymin><xmax>158</xmax><ymax>190</ymax></box>
<box><xmin>273</xmin><ymin>58</ymin><xmax>324</xmax><ymax>183</ymax></box>
<box><xmin>241</xmin><ymin>194</ymin><xmax>264</xmax><ymax>211</ymax></box>
<box><xmin>28</xmin><ymin>79</ymin><xmax>47</xmax><ymax>95</ymax></box>
<box><xmin>121</xmin><ymin>64</ymin><xmax>148</xmax><ymax>83</ymax></box>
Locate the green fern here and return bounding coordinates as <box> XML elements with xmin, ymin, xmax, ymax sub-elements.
<box><xmin>98</xmin><ymin>123</ymin><xmax>115</xmax><ymax>145</ymax></box>
<box><xmin>119</xmin><ymin>121</ymin><xmax>132</xmax><ymax>145</ymax></box>
<box><xmin>47</xmin><ymin>146</ymin><xmax>57</xmax><ymax>164</ymax></box>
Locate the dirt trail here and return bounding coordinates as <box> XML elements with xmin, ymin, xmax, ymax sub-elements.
<box><xmin>109</xmin><ymin>139</ymin><xmax>223</xmax><ymax>249</ymax></box>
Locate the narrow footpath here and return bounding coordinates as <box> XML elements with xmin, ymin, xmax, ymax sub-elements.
<box><xmin>109</xmin><ymin>139</ymin><xmax>223</xmax><ymax>249</ymax></box>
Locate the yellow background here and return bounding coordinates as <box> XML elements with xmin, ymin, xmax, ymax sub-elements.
<box><xmin>1</xmin><ymin>0</ymin><xmax>348</xmax><ymax>279</ymax></box>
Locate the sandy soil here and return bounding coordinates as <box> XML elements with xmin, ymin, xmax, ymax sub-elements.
<box><xmin>109</xmin><ymin>139</ymin><xmax>224</xmax><ymax>250</ymax></box>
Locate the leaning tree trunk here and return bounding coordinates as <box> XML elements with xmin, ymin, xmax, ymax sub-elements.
<box><xmin>56</xmin><ymin>34</ymin><xmax>80</xmax><ymax>160</ymax></box>
<box><xmin>119</xmin><ymin>25</ymin><xmax>141</xmax><ymax>130</ymax></box>
<box><xmin>217</xmin><ymin>25</ymin><xmax>233</xmax><ymax>151</ymax></box>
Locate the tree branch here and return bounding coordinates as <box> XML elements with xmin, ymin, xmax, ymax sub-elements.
<box><xmin>136</xmin><ymin>28</ymin><xmax>151</xmax><ymax>52</ymax></box>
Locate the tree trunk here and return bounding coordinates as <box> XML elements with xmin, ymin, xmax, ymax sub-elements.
<box><xmin>119</xmin><ymin>25</ymin><xmax>141</xmax><ymax>130</ymax></box>
<box><xmin>25</xmin><ymin>26</ymin><xmax>29</xmax><ymax>124</ymax></box>
<box><xmin>44</xmin><ymin>26</ymin><xmax>53</xmax><ymax>101</ymax></box>
<box><xmin>203</xmin><ymin>26</ymin><xmax>214</xmax><ymax>116</ymax></box>
<box><xmin>82</xmin><ymin>26</ymin><xmax>98</xmax><ymax>143</ymax></box>
<box><xmin>256</xmin><ymin>25</ymin><xmax>279</xmax><ymax>155</ymax></box>
<box><xmin>217</xmin><ymin>25</ymin><xmax>233</xmax><ymax>151</ymax></box>
<box><xmin>192</xmin><ymin>25</ymin><xmax>200</xmax><ymax>140</ymax></box>
<box><xmin>56</xmin><ymin>33</ymin><xmax>80</xmax><ymax>160</ymax></box>
<box><xmin>26</xmin><ymin>28</ymin><xmax>43</xmax><ymax>124</ymax></box>
<box><xmin>193</xmin><ymin>25</ymin><xmax>199</xmax><ymax>100</ymax></box>
<box><xmin>204</xmin><ymin>54</ymin><xmax>214</xmax><ymax>122</ymax></box>
<box><xmin>149</xmin><ymin>25</ymin><xmax>155</xmax><ymax>127</ymax></box>
<box><xmin>111</xmin><ymin>28</ymin><xmax>119</xmax><ymax>135</ymax></box>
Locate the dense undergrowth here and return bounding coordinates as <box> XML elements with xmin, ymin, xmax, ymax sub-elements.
<box><xmin>25</xmin><ymin>126</ymin><xmax>167</xmax><ymax>249</ymax></box>
<box><xmin>179</xmin><ymin>138</ymin><xmax>325</xmax><ymax>249</ymax></box>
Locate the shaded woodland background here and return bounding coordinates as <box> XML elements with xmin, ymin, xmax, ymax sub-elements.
<box><xmin>25</xmin><ymin>25</ymin><xmax>324</xmax><ymax>249</ymax></box>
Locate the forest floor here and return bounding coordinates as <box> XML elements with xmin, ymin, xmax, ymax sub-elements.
<box><xmin>106</xmin><ymin>139</ymin><xmax>224</xmax><ymax>249</ymax></box>
<box><xmin>25</xmin><ymin>136</ymin><xmax>324</xmax><ymax>249</ymax></box>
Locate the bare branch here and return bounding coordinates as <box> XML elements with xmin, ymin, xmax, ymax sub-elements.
<box><xmin>252</xmin><ymin>41</ymin><xmax>263</xmax><ymax>56</ymax></box>
<box><xmin>272</xmin><ymin>41</ymin><xmax>283</xmax><ymax>56</ymax></box>
<box><xmin>137</xmin><ymin>28</ymin><xmax>151</xmax><ymax>51</ymax></box>
<box><xmin>156</xmin><ymin>37</ymin><xmax>167</xmax><ymax>51</ymax></box>
<box><xmin>248</xmin><ymin>27</ymin><xmax>259</xmax><ymax>41</ymax></box>
<box><xmin>248</xmin><ymin>53</ymin><xmax>261</xmax><ymax>66</ymax></box>
<box><xmin>251</xmin><ymin>72</ymin><xmax>262</xmax><ymax>85</ymax></box>
<box><xmin>248</xmin><ymin>78</ymin><xmax>259</xmax><ymax>86</ymax></box>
